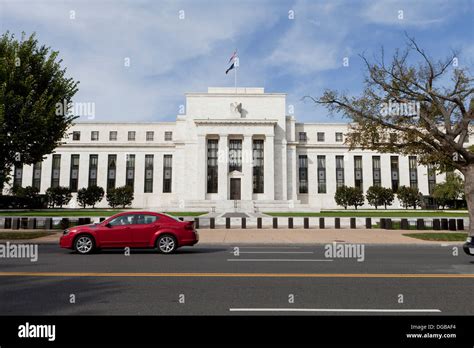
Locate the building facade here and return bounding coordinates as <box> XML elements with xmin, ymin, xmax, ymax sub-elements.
<box><xmin>6</xmin><ymin>87</ymin><xmax>469</xmax><ymax>212</ymax></box>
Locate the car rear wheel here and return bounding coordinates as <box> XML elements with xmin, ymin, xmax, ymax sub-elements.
<box><xmin>74</xmin><ymin>235</ymin><xmax>95</xmax><ymax>254</ymax></box>
<box><xmin>156</xmin><ymin>235</ymin><xmax>177</xmax><ymax>254</ymax></box>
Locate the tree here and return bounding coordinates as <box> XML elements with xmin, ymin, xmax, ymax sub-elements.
<box><xmin>307</xmin><ymin>34</ymin><xmax>474</xmax><ymax>234</ymax></box>
<box><xmin>432</xmin><ymin>172</ymin><xmax>464</xmax><ymax>208</ymax></box>
<box><xmin>0</xmin><ymin>32</ymin><xmax>79</xmax><ymax>191</ymax></box>
<box><xmin>379</xmin><ymin>187</ymin><xmax>395</xmax><ymax>209</ymax></box>
<box><xmin>348</xmin><ymin>187</ymin><xmax>365</xmax><ymax>210</ymax></box>
<box><xmin>106</xmin><ymin>186</ymin><xmax>133</xmax><ymax>209</ymax></box>
<box><xmin>76</xmin><ymin>188</ymin><xmax>88</xmax><ymax>208</ymax></box>
<box><xmin>86</xmin><ymin>186</ymin><xmax>105</xmax><ymax>208</ymax></box>
<box><xmin>397</xmin><ymin>186</ymin><xmax>422</xmax><ymax>209</ymax></box>
<box><xmin>366</xmin><ymin>186</ymin><xmax>384</xmax><ymax>209</ymax></box>
<box><xmin>77</xmin><ymin>186</ymin><xmax>104</xmax><ymax>208</ymax></box>
<box><xmin>334</xmin><ymin>185</ymin><xmax>351</xmax><ymax>209</ymax></box>
<box><xmin>366</xmin><ymin>186</ymin><xmax>395</xmax><ymax>209</ymax></box>
<box><xmin>45</xmin><ymin>186</ymin><xmax>72</xmax><ymax>208</ymax></box>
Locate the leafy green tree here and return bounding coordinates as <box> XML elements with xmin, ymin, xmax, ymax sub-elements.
<box><xmin>0</xmin><ymin>32</ymin><xmax>79</xmax><ymax>191</ymax></box>
<box><xmin>348</xmin><ymin>187</ymin><xmax>365</xmax><ymax>210</ymax></box>
<box><xmin>397</xmin><ymin>186</ymin><xmax>422</xmax><ymax>209</ymax></box>
<box><xmin>76</xmin><ymin>188</ymin><xmax>88</xmax><ymax>208</ymax></box>
<box><xmin>334</xmin><ymin>185</ymin><xmax>351</xmax><ymax>209</ymax></box>
<box><xmin>45</xmin><ymin>186</ymin><xmax>72</xmax><ymax>208</ymax></box>
<box><xmin>307</xmin><ymin>35</ymin><xmax>473</xmax><ymax>233</ymax></box>
<box><xmin>366</xmin><ymin>186</ymin><xmax>384</xmax><ymax>209</ymax></box>
<box><xmin>366</xmin><ymin>186</ymin><xmax>394</xmax><ymax>209</ymax></box>
<box><xmin>432</xmin><ymin>173</ymin><xmax>464</xmax><ymax>209</ymax></box>
<box><xmin>86</xmin><ymin>186</ymin><xmax>105</xmax><ymax>208</ymax></box>
<box><xmin>379</xmin><ymin>187</ymin><xmax>395</xmax><ymax>209</ymax></box>
<box><xmin>77</xmin><ymin>186</ymin><xmax>104</xmax><ymax>208</ymax></box>
<box><xmin>106</xmin><ymin>186</ymin><xmax>133</xmax><ymax>209</ymax></box>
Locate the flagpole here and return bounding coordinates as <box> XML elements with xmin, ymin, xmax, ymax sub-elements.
<box><xmin>234</xmin><ymin>63</ymin><xmax>237</xmax><ymax>93</ymax></box>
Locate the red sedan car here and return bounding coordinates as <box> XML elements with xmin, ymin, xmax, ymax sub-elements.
<box><xmin>60</xmin><ymin>211</ymin><xmax>198</xmax><ymax>254</ymax></box>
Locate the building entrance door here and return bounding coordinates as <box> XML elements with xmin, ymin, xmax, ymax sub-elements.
<box><xmin>230</xmin><ymin>178</ymin><xmax>241</xmax><ymax>200</ymax></box>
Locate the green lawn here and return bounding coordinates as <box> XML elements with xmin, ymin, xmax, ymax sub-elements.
<box><xmin>0</xmin><ymin>210</ymin><xmax>207</xmax><ymax>217</ymax></box>
<box><xmin>403</xmin><ymin>233</ymin><xmax>468</xmax><ymax>241</ymax></box>
<box><xmin>0</xmin><ymin>232</ymin><xmax>55</xmax><ymax>240</ymax></box>
<box><xmin>265</xmin><ymin>211</ymin><xmax>469</xmax><ymax>218</ymax></box>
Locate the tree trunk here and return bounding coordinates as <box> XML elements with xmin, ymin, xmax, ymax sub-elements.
<box><xmin>463</xmin><ymin>163</ymin><xmax>474</xmax><ymax>236</ymax></box>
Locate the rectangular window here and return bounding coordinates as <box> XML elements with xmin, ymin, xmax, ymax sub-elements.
<box><xmin>299</xmin><ymin>132</ymin><xmax>307</xmax><ymax>142</ymax></box>
<box><xmin>298</xmin><ymin>155</ymin><xmax>308</xmax><ymax>194</ymax></box>
<box><xmin>165</xmin><ymin>131</ymin><xmax>173</xmax><ymax>141</ymax></box>
<box><xmin>336</xmin><ymin>155</ymin><xmax>345</xmax><ymax>188</ymax></box>
<box><xmin>146</xmin><ymin>131</ymin><xmax>154</xmax><ymax>141</ymax></box>
<box><xmin>126</xmin><ymin>154</ymin><xmax>135</xmax><ymax>189</ymax></box>
<box><xmin>109</xmin><ymin>131</ymin><xmax>117</xmax><ymax>141</ymax></box>
<box><xmin>317</xmin><ymin>155</ymin><xmax>326</xmax><ymax>193</ymax></box>
<box><xmin>144</xmin><ymin>155</ymin><xmax>154</xmax><ymax>193</ymax></box>
<box><xmin>207</xmin><ymin>140</ymin><xmax>218</xmax><ymax>193</ymax></box>
<box><xmin>88</xmin><ymin>155</ymin><xmax>98</xmax><ymax>187</ymax></box>
<box><xmin>13</xmin><ymin>164</ymin><xmax>23</xmax><ymax>187</ymax></box>
<box><xmin>427</xmin><ymin>164</ymin><xmax>436</xmax><ymax>195</ymax></box>
<box><xmin>163</xmin><ymin>155</ymin><xmax>172</xmax><ymax>193</ymax></box>
<box><xmin>390</xmin><ymin>156</ymin><xmax>399</xmax><ymax>192</ymax></box>
<box><xmin>354</xmin><ymin>156</ymin><xmax>363</xmax><ymax>190</ymax></box>
<box><xmin>409</xmin><ymin>156</ymin><xmax>418</xmax><ymax>189</ymax></box>
<box><xmin>107</xmin><ymin>155</ymin><xmax>117</xmax><ymax>191</ymax></box>
<box><xmin>91</xmin><ymin>131</ymin><xmax>99</xmax><ymax>141</ymax></box>
<box><xmin>51</xmin><ymin>154</ymin><xmax>61</xmax><ymax>188</ymax></box>
<box><xmin>229</xmin><ymin>139</ymin><xmax>242</xmax><ymax>172</ymax></box>
<box><xmin>335</xmin><ymin>132</ymin><xmax>343</xmax><ymax>142</ymax></box>
<box><xmin>69</xmin><ymin>154</ymin><xmax>80</xmax><ymax>192</ymax></box>
<box><xmin>372</xmin><ymin>156</ymin><xmax>381</xmax><ymax>187</ymax></box>
<box><xmin>72</xmin><ymin>131</ymin><xmax>80</xmax><ymax>141</ymax></box>
<box><xmin>32</xmin><ymin>162</ymin><xmax>42</xmax><ymax>190</ymax></box>
<box><xmin>253</xmin><ymin>140</ymin><xmax>264</xmax><ymax>194</ymax></box>
<box><xmin>128</xmin><ymin>131</ymin><xmax>136</xmax><ymax>141</ymax></box>
<box><xmin>317</xmin><ymin>132</ymin><xmax>325</xmax><ymax>142</ymax></box>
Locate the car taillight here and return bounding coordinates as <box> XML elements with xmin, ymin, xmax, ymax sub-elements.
<box><xmin>185</xmin><ymin>222</ymin><xmax>194</xmax><ymax>230</ymax></box>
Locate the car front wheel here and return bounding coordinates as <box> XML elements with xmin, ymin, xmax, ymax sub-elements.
<box><xmin>74</xmin><ymin>235</ymin><xmax>95</xmax><ymax>254</ymax></box>
<box><xmin>156</xmin><ymin>235</ymin><xmax>177</xmax><ymax>254</ymax></box>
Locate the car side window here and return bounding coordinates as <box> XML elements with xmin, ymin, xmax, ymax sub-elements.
<box><xmin>108</xmin><ymin>215</ymin><xmax>134</xmax><ymax>226</ymax></box>
<box><xmin>133</xmin><ymin>214</ymin><xmax>158</xmax><ymax>225</ymax></box>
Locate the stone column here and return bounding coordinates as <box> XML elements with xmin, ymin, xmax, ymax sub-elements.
<box><xmin>196</xmin><ymin>135</ymin><xmax>207</xmax><ymax>200</ymax></box>
<box><xmin>264</xmin><ymin>134</ymin><xmax>275</xmax><ymax>200</ymax></box>
<box><xmin>287</xmin><ymin>145</ymin><xmax>298</xmax><ymax>201</ymax></box>
<box><xmin>242</xmin><ymin>135</ymin><xmax>253</xmax><ymax>200</ymax></box>
<box><xmin>218</xmin><ymin>134</ymin><xmax>228</xmax><ymax>200</ymax></box>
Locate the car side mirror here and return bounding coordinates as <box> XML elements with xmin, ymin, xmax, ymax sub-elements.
<box><xmin>105</xmin><ymin>223</ymin><xmax>112</xmax><ymax>228</ymax></box>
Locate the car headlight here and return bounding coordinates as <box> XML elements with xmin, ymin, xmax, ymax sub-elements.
<box><xmin>467</xmin><ymin>236</ymin><xmax>472</xmax><ymax>243</ymax></box>
<box><xmin>63</xmin><ymin>229</ymin><xmax>70</xmax><ymax>235</ymax></box>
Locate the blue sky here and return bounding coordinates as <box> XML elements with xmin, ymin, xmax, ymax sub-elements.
<box><xmin>1</xmin><ymin>0</ymin><xmax>473</xmax><ymax>122</ymax></box>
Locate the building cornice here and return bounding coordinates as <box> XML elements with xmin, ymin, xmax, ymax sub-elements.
<box><xmin>194</xmin><ymin>119</ymin><xmax>278</xmax><ymax>126</ymax></box>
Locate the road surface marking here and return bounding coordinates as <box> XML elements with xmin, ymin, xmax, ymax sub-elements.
<box><xmin>229</xmin><ymin>308</ymin><xmax>442</xmax><ymax>313</ymax></box>
<box><xmin>229</xmin><ymin>252</ymin><xmax>314</xmax><ymax>254</ymax></box>
<box><xmin>227</xmin><ymin>259</ymin><xmax>331</xmax><ymax>262</ymax></box>
<box><xmin>0</xmin><ymin>272</ymin><xmax>473</xmax><ymax>278</ymax></box>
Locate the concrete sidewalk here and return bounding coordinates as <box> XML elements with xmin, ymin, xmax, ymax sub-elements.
<box><xmin>0</xmin><ymin>228</ymin><xmax>466</xmax><ymax>245</ymax></box>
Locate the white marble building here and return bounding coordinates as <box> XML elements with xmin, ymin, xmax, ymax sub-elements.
<box><xmin>7</xmin><ymin>87</ymin><xmax>468</xmax><ymax>212</ymax></box>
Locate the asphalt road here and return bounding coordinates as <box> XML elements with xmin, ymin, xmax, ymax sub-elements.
<box><xmin>0</xmin><ymin>243</ymin><xmax>473</xmax><ymax>315</ymax></box>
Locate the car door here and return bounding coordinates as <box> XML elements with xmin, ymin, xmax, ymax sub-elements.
<box><xmin>131</xmin><ymin>214</ymin><xmax>159</xmax><ymax>247</ymax></box>
<box><xmin>98</xmin><ymin>214</ymin><xmax>134</xmax><ymax>247</ymax></box>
